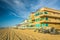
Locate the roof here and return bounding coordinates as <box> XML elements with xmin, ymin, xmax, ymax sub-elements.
<box><xmin>40</xmin><ymin>7</ymin><xmax>60</xmax><ymax>13</ymax></box>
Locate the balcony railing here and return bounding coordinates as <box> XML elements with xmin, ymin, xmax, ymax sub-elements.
<box><xmin>40</xmin><ymin>20</ymin><xmax>60</xmax><ymax>24</ymax></box>
<box><xmin>39</xmin><ymin>14</ymin><xmax>60</xmax><ymax>18</ymax></box>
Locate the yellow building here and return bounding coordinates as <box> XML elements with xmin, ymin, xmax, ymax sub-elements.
<box><xmin>30</xmin><ymin>7</ymin><xmax>60</xmax><ymax>29</ymax></box>
<box><xmin>28</xmin><ymin>12</ymin><xmax>35</xmax><ymax>27</ymax></box>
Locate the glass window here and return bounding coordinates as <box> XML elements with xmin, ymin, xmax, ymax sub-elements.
<box><xmin>35</xmin><ymin>19</ymin><xmax>37</xmax><ymax>22</ymax></box>
<box><xmin>35</xmin><ymin>12</ymin><xmax>39</xmax><ymax>16</ymax></box>
<box><xmin>35</xmin><ymin>24</ymin><xmax>40</xmax><ymax>27</ymax></box>
<box><xmin>45</xmin><ymin>23</ymin><xmax>48</xmax><ymax>26</ymax></box>
<box><xmin>41</xmin><ymin>17</ymin><xmax>44</xmax><ymax>20</ymax></box>
<box><xmin>41</xmin><ymin>23</ymin><xmax>45</xmax><ymax>27</ymax></box>
<box><xmin>35</xmin><ymin>18</ymin><xmax>40</xmax><ymax>22</ymax></box>
<box><xmin>35</xmin><ymin>12</ymin><xmax>42</xmax><ymax>16</ymax></box>
<box><xmin>40</xmin><ymin>12</ymin><xmax>43</xmax><ymax>15</ymax></box>
<box><xmin>35</xmin><ymin>12</ymin><xmax>43</xmax><ymax>16</ymax></box>
<box><xmin>30</xmin><ymin>25</ymin><xmax>34</xmax><ymax>27</ymax></box>
<box><xmin>44</xmin><ymin>11</ymin><xmax>48</xmax><ymax>14</ymax></box>
<box><xmin>46</xmin><ymin>17</ymin><xmax>48</xmax><ymax>20</ymax></box>
<box><xmin>42</xmin><ymin>23</ymin><xmax>48</xmax><ymax>27</ymax></box>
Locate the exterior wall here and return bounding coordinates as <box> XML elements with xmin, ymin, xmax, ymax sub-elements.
<box><xmin>30</xmin><ymin>13</ymin><xmax>35</xmax><ymax>20</ymax></box>
<box><xmin>34</xmin><ymin>11</ymin><xmax>60</xmax><ymax>18</ymax></box>
<box><xmin>29</xmin><ymin>12</ymin><xmax>35</xmax><ymax>27</ymax></box>
<box><xmin>39</xmin><ymin>17</ymin><xmax>60</xmax><ymax>23</ymax></box>
<box><xmin>43</xmin><ymin>11</ymin><xmax>60</xmax><ymax>18</ymax></box>
<box><xmin>40</xmin><ymin>8</ymin><xmax>60</xmax><ymax>18</ymax></box>
<box><xmin>48</xmin><ymin>24</ymin><xmax>60</xmax><ymax>29</ymax></box>
<box><xmin>40</xmin><ymin>7</ymin><xmax>60</xmax><ymax>13</ymax></box>
<box><xmin>29</xmin><ymin>7</ymin><xmax>60</xmax><ymax>29</ymax></box>
<box><xmin>33</xmin><ymin>23</ymin><xmax>60</xmax><ymax>29</ymax></box>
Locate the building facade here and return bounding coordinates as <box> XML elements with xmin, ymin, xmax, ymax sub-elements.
<box><xmin>29</xmin><ymin>7</ymin><xmax>60</xmax><ymax>29</ymax></box>
<box><xmin>28</xmin><ymin>12</ymin><xmax>35</xmax><ymax>27</ymax></box>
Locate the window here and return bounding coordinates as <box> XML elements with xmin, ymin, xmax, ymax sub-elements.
<box><xmin>42</xmin><ymin>23</ymin><xmax>48</xmax><ymax>27</ymax></box>
<box><xmin>40</xmin><ymin>12</ymin><xmax>43</xmax><ymax>15</ymax></box>
<box><xmin>35</xmin><ymin>12</ymin><xmax>40</xmax><ymax>16</ymax></box>
<box><xmin>46</xmin><ymin>17</ymin><xmax>48</xmax><ymax>20</ymax></box>
<box><xmin>35</xmin><ymin>24</ymin><xmax>40</xmax><ymax>27</ymax></box>
<box><xmin>39</xmin><ymin>17</ymin><xmax>48</xmax><ymax>21</ymax></box>
<box><xmin>35</xmin><ymin>18</ymin><xmax>40</xmax><ymax>22</ymax></box>
<box><xmin>35</xmin><ymin>12</ymin><xmax>43</xmax><ymax>16</ymax></box>
<box><xmin>44</xmin><ymin>11</ymin><xmax>48</xmax><ymax>14</ymax></box>
<box><xmin>30</xmin><ymin>25</ymin><xmax>34</xmax><ymax>27</ymax></box>
<box><xmin>45</xmin><ymin>23</ymin><xmax>48</xmax><ymax>26</ymax></box>
<box><xmin>41</xmin><ymin>23</ymin><xmax>45</xmax><ymax>27</ymax></box>
<box><xmin>41</xmin><ymin>17</ymin><xmax>44</xmax><ymax>20</ymax></box>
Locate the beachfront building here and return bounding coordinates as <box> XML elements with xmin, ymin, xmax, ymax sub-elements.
<box><xmin>29</xmin><ymin>7</ymin><xmax>60</xmax><ymax>29</ymax></box>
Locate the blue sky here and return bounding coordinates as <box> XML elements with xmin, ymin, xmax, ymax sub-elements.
<box><xmin>0</xmin><ymin>0</ymin><xmax>60</xmax><ymax>27</ymax></box>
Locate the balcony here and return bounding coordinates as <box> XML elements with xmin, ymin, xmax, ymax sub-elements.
<box><xmin>39</xmin><ymin>13</ymin><xmax>60</xmax><ymax>18</ymax></box>
<box><xmin>40</xmin><ymin>20</ymin><xmax>60</xmax><ymax>24</ymax></box>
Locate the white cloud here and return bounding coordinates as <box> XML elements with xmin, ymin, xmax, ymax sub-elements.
<box><xmin>13</xmin><ymin>0</ymin><xmax>25</xmax><ymax>6</ymax></box>
<box><xmin>11</xmin><ymin>0</ymin><xmax>58</xmax><ymax>19</ymax></box>
<box><xmin>30</xmin><ymin>0</ymin><xmax>58</xmax><ymax>12</ymax></box>
<box><xmin>2</xmin><ymin>0</ymin><xmax>28</xmax><ymax>19</ymax></box>
<box><xmin>14</xmin><ymin>0</ymin><xmax>20</xmax><ymax>4</ymax></box>
<box><xmin>2</xmin><ymin>0</ymin><xmax>59</xmax><ymax>20</ymax></box>
<box><xmin>9</xmin><ymin>12</ymin><xmax>21</xmax><ymax>18</ymax></box>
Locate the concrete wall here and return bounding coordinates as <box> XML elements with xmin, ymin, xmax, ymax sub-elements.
<box><xmin>48</xmin><ymin>24</ymin><xmax>60</xmax><ymax>29</ymax></box>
